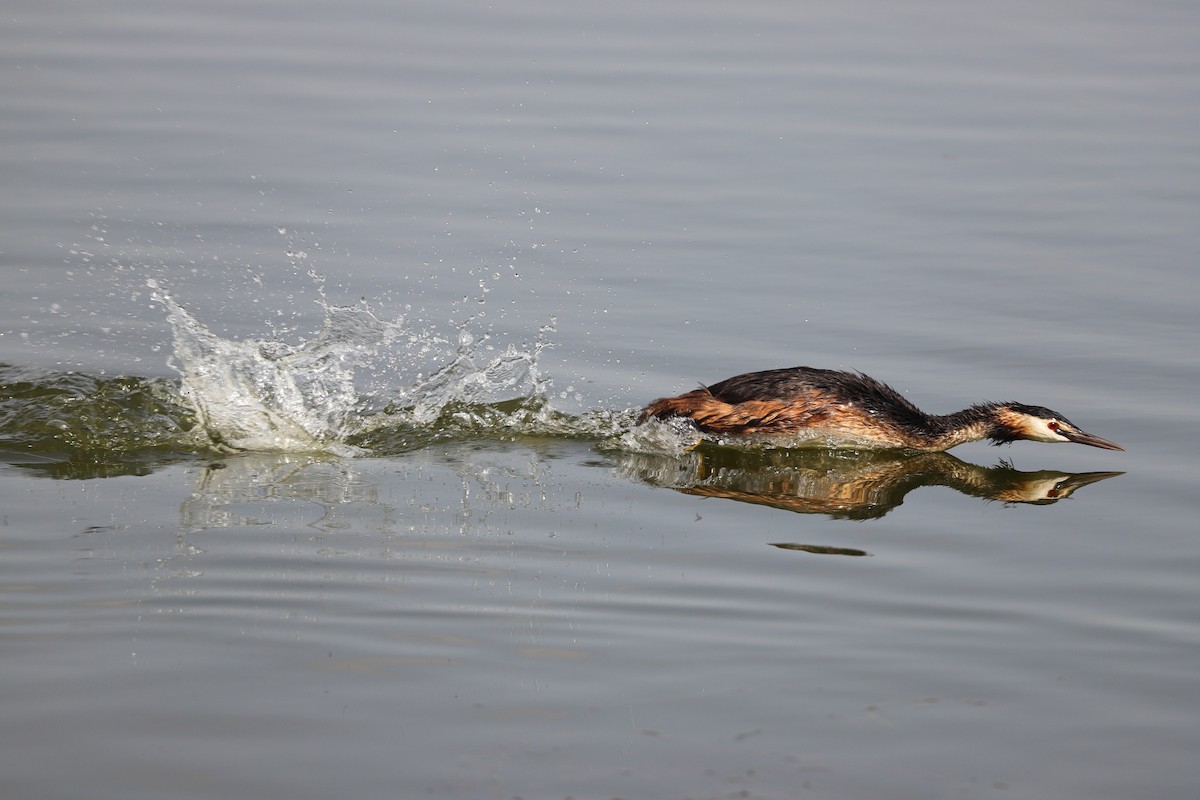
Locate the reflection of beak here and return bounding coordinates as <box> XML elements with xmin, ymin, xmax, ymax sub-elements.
<box><xmin>1041</xmin><ymin>471</ymin><xmax>1125</xmax><ymax>500</ymax></box>
<box><xmin>1062</xmin><ymin>427</ymin><xmax>1124</xmax><ymax>451</ymax></box>
<box><xmin>1053</xmin><ymin>471</ymin><xmax>1125</xmax><ymax>492</ymax></box>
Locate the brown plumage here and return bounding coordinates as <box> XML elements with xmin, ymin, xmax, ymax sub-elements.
<box><xmin>638</xmin><ymin>366</ymin><xmax>1123</xmax><ymax>452</ymax></box>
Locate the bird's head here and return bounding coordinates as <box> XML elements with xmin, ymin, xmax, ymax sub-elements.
<box><xmin>992</xmin><ymin>403</ymin><xmax>1124</xmax><ymax>450</ymax></box>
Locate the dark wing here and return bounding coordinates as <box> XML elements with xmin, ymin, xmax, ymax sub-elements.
<box><xmin>707</xmin><ymin>367</ymin><xmax>928</xmax><ymax>429</ymax></box>
<box><xmin>705</xmin><ymin>367</ymin><xmax>847</xmax><ymax>403</ymax></box>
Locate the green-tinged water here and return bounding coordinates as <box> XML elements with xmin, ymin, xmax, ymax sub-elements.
<box><xmin>0</xmin><ymin>364</ymin><xmax>200</xmax><ymax>471</ymax></box>
<box><xmin>0</xmin><ymin>360</ymin><xmax>596</xmax><ymax>474</ymax></box>
<box><xmin>2</xmin><ymin>289</ymin><xmax>632</xmax><ymax>474</ymax></box>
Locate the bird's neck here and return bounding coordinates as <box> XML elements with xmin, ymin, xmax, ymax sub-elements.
<box><xmin>923</xmin><ymin>404</ymin><xmax>1007</xmax><ymax>450</ymax></box>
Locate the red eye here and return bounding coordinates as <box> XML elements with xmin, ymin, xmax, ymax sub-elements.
<box><xmin>1047</xmin><ymin>421</ymin><xmax>1059</xmax><ymax>431</ymax></box>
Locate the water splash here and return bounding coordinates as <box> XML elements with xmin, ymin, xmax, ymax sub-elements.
<box><xmin>399</xmin><ymin>324</ymin><xmax>553</xmax><ymax>425</ymax></box>
<box><xmin>152</xmin><ymin>282</ymin><xmax>396</xmax><ymax>455</ymax></box>
<box><xmin>350</xmin><ymin>317</ymin><xmax>633</xmax><ymax>453</ymax></box>
<box><xmin>147</xmin><ymin>282</ymin><xmax>623</xmax><ymax>456</ymax></box>
<box><xmin>610</xmin><ymin>415</ymin><xmax>705</xmax><ymax>456</ymax></box>
<box><xmin>3</xmin><ymin>283</ymin><xmax>645</xmax><ymax>468</ymax></box>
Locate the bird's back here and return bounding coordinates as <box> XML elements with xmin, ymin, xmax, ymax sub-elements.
<box><xmin>639</xmin><ymin>366</ymin><xmax>931</xmax><ymax>443</ymax></box>
<box><xmin>707</xmin><ymin>367</ymin><xmax>922</xmax><ymax>420</ymax></box>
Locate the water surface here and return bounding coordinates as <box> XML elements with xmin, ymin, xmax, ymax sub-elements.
<box><xmin>3</xmin><ymin>2</ymin><xmax>1198</xmax><ymax>799</ymax></box>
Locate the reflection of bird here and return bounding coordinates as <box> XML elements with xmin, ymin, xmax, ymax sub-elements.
<box><xmin>618</xmin><ymin>446</ymin><xmax>1122</xmax><ymax>521</ymax></box>
<box><xmin>639</xmin><ymin>367</ymin><xmax>1123</xmax><ymax>452</ymax></box>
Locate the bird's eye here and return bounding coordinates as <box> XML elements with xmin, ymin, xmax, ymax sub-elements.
<box><xmin>1047</xmin><ymin>421</ymin><xmax>1060</xmax><ymax>431</ymax></box>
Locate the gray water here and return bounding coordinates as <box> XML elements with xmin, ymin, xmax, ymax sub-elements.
<box><xmin>3</xmin><ymin>1</ymin><xmax>1199</xmax><ymax>798</ymax></box>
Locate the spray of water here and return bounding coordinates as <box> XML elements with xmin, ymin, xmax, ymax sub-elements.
<box><xmin>2</xmin><ymin>269</ymin><xmax>681</xmax><ymax>466</ymax></box>
<box><xmin>145</xmin><ymin>280</ymin><xmax>637</xmax><ymax>456</ymax></box>
<box><xmin>151</xmin><ymin>281</ymin><xmax>395</xmax><ymax>454</ymax></box>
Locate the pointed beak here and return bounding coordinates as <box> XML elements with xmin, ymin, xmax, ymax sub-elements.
<box><xmin>1061</xmin><ymin>426</ymin><xmax>1124</xmax><ymax>451</ymax></box>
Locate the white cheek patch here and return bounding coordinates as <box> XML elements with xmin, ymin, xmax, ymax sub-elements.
<box><xmin>1026</xmin><ymin>418</ymin><xmax>1071</xmax><ymax>443</ymax></box>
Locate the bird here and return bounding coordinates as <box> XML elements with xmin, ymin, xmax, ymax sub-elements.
<box><xmin>637</xmin><ymin>366</ymin><xmax>1123</xmax><ymax>452</ymax></box>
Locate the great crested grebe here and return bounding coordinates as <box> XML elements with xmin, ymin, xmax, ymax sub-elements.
<box><xmin>638</xmin><ymin>366</ymin><xmax>1123</xmax><ymax>452</ymax></box>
